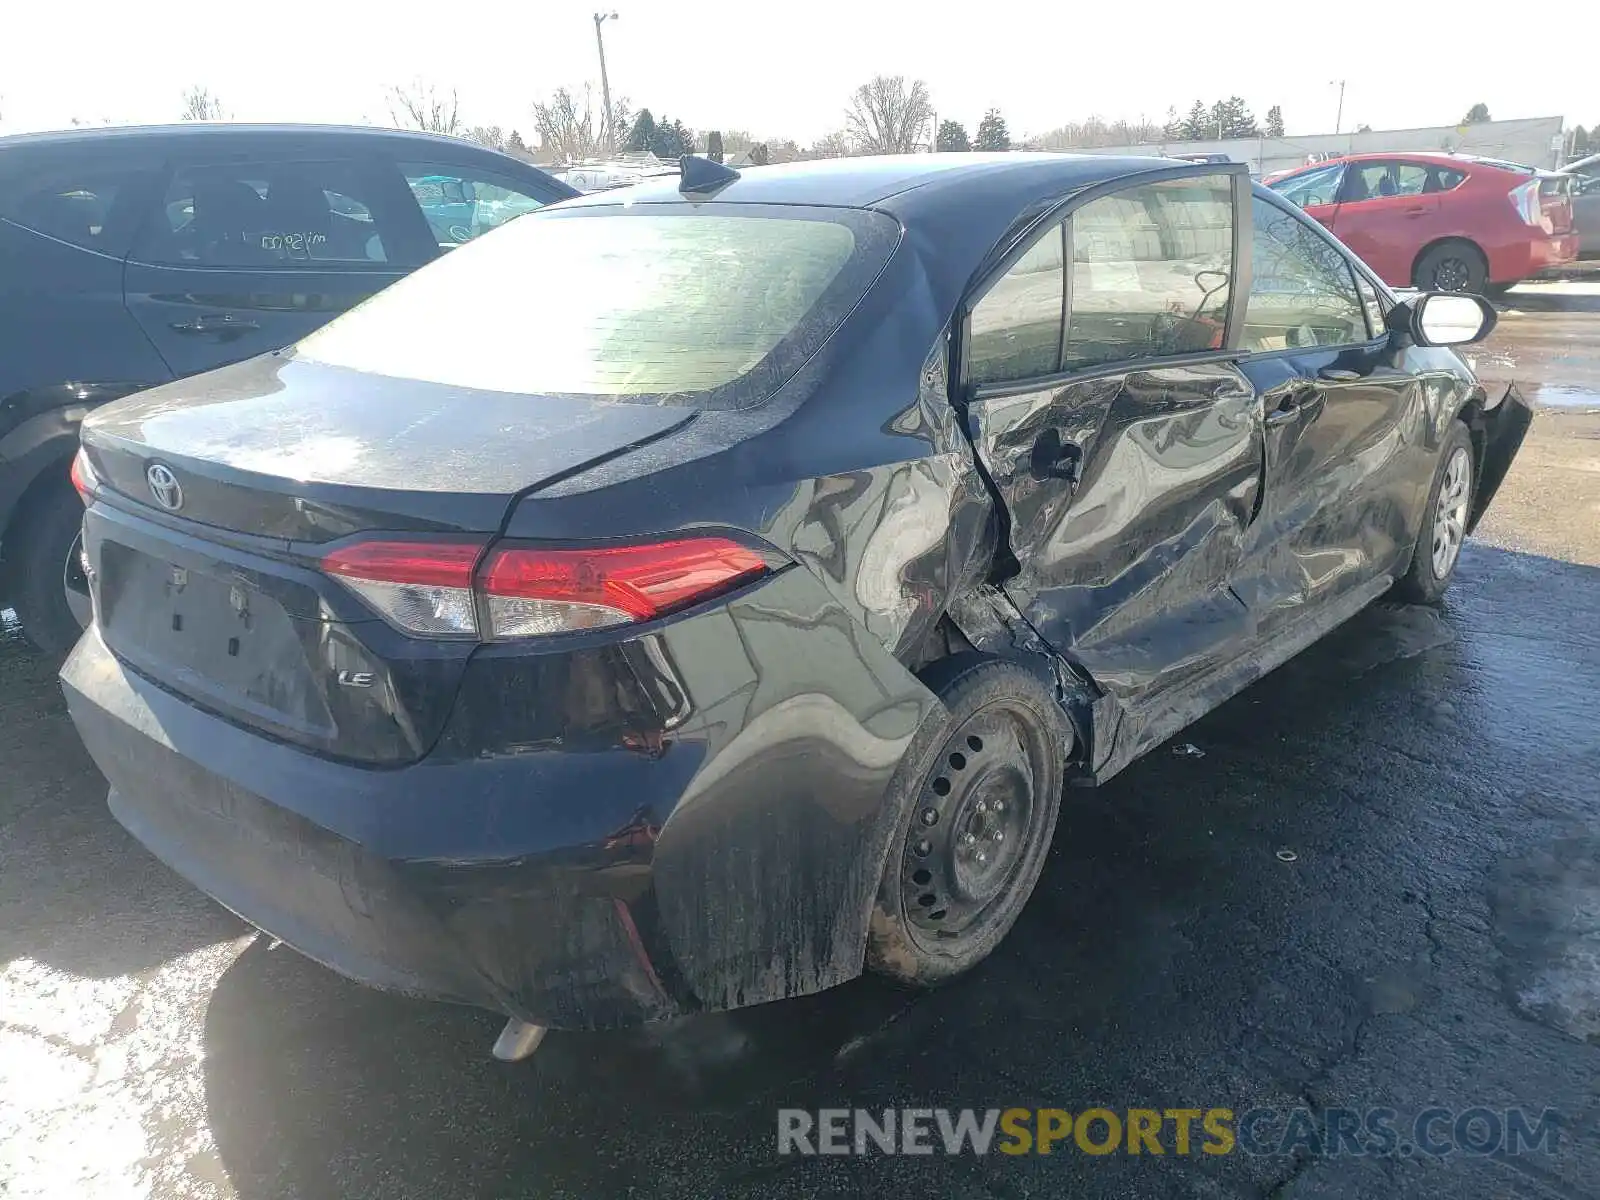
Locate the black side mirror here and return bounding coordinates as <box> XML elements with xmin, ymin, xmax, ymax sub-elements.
<box><xmin>1385</xmin><ymin>292</ymin><xmax>1497</xmax><ymax>347</ymax></box>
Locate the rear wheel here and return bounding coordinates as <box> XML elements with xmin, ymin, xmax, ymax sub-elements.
<box><xmin>10</xmin><ymin>477</ymin><xmax>90</xmax><ymax>657</ymax></box>
<box><xmin>1393</xmin><ymin>420</ymin><xmax>1474</xmax><ymax>605</ymax></box>
<box><xmin>1412</xmin><ymin>240</ymin><xmax>1488</xmax><ymax>294</ymax></box>
<box><xmin>867</xmin><ymin>656</ymin><xmax>1071</xmax><ymax>986</ymax></box>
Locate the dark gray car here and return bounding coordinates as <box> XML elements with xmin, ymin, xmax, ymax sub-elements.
<box><xmin>0</xmin><ymin>123</ymin><xmax>575</xmax><ymax>652</ymax></box>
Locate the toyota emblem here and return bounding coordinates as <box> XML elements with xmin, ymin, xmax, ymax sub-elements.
<box><xmin>146</xmin><ymin>462</ymin><xmax>183</xmax><ymax>511</ymax></box>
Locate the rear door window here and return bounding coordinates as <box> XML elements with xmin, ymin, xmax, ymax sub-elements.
<box><xmin>1062</xmin><ymin>174</ymin><xmax>1234</xmax><ymax>369</ymax></box>
<box><xmin>297</xmin><ymin>205</ymin><xmax>900</xmax><ymax>408</ymax></box>
<box><xmin>399</xmin><ymin>163</ymin><xmax>553</xmax><ymax>248</ymax></box>
<box><xmin>135</xmin><ymin>161</ymin><xmax>397</xmax><ymax>268</ymax></box>
<box><xmin>1341</xmin><ymin>161</ymin><xmax>1428</xmax><ymax>202</ymax></box>
<box><xmin>1242</xmin><ymin>198</ymin><xmax>1369</xmax><ymax>352</ymax></box>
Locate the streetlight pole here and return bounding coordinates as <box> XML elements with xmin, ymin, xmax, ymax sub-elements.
<box><xmin>594</xmin><ymin>11</ymin><xmax>618</xmax><ymax>154</ymax></box>
<box><xmin>1331</xmin><ymin>79</ymin><xmax>1346</xmax><ymax>135</ymax></box>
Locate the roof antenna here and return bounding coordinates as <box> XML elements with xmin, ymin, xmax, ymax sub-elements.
<box><xmin>678</xmin><ymin>154</ymin><xmax>741</xmax><ymax>196</ymax></box>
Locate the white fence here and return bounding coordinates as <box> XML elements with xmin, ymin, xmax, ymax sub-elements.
<box><xmin>1073</xmin><ymin>116</ymin><xmax>1567</xmax><ymax>176</ymax></box>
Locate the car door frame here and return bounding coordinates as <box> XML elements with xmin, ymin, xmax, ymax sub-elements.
<box><xmin>949</xmin><ymin>163</ymin><xmax>1263</xmax><ymax>767</ymax></box>
<box><xmin>1229</xmin><ymin>188</ymin><xmax>1435</xmax><ymax>636</ymax></box>
<box><xmin>952</xmin><ymin>161</ymin><xmax>1255</xmax><ymax>395</ymax></box>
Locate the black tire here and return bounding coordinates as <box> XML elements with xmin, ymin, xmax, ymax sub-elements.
<box><xmin>1393</xmin><ymin>420</ymin><xmax>1475</xmax><ymax>605</ymax></box>
<box><xmin>1412</xmin><ymin>240</ymin><xmax>1488</xmax><ymax>294</ymax></box>
<box><xmin>9</xmin><ymin>477</ymin><xmax>90</xmax><ymax>657</ymax></box>
<box><xmin>866</xmin><ymin>654</ymin><xmax>1072</xmax><ymax>986</ymax></box>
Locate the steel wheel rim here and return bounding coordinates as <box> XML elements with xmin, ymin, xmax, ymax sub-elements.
<box><xmin>1431</xmin><ymin>446</ymin><xmax>1472</xmax><ymax>579</ymax></box>
<box><xmin>1434</xmin><ymin>258</ymin><xmax>1471</xmax><ymax>292</ymax></box>
<box><xmin>899</xmin><ymin>700</ymin><xmax>1045</xmax><ymax>945</ymax></box>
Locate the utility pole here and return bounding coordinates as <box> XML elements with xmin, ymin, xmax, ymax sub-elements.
<box><xmin>594</xmin><ymin>11</ymin><xmax>618</xmax><ymax>154</ymax></box>
<box><xmin>1331</xmin><ymin>79</ymin><xmax>1346</xmax><ymax>134</ymax></box>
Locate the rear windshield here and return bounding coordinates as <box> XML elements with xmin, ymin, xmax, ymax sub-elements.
<box><xmin>297</xmin><ymin>203</ymin><xmax>900</xmax><ymax>409</ymax></box>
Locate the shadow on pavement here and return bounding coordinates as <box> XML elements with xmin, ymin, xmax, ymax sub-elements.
<box><xmin>0</xmin><ymin>620</ymin><xmax>245</xmax><ymax>980</ymax></box>
<box><xmin>1500</xmin><ymin>289</ymin><xmax>1600</xmax><ymax>314</ymax></box>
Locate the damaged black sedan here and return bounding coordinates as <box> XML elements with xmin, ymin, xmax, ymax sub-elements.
<box><xmin>61</xmin><ymin>153</ymin><xmax>1527</xmax><ymax>1053</ymax></box>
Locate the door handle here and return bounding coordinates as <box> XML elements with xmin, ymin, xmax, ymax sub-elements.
<box><xmin>1265</xmin><ymin>400</ymin><xmax>1304</xmax><ymax>428</ymax></box>
<box><xmin>168</xmin><ymin>314</ymin><xmax>261</xmax><ymax>336</ymax></box>
<box><xmin>1029</xmin><ymin>429</ymin><xmax>1084</xmax><ymax>488</ymax></box>
<box><xmin>1265</xmin><ymin>387</ymin><xmax>1321</xmax><ymax>427</ymax></box>
<box><xmin>1318</xmin><ymin>368</ymin><xmax>1362</xmax><ymax>382</ymax></box>
<box><xmin>1402</xmin><ymin>206</ymin><xmax>1429</xmax><ymax>217</ymax></box>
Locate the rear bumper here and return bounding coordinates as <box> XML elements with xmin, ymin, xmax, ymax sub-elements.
<box><xmin>1489</xmin><ymin>232</ymin><xmax>1580</xmax><ymax>282</ymax></box>
<box><xmin>65</xmin><ymin>626</ymin><xmax>682</xmax><ymax>1026</ymax></box>
<box><xmin>62</xmin><ymin>564</ymin><xmax>935</xmax><ymax>1028</ymax></box>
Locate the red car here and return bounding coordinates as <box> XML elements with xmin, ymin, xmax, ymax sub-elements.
<box><xmin>1266</xmin><ymin>152</ymin><xmax>1578</xmax><ymax>292</ymax></box>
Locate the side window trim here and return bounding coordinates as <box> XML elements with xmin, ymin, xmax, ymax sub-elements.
<box><xmin>959</xmin><ymin>162</ymin><xmax>1251</xmax><ymax>397</ymax></box>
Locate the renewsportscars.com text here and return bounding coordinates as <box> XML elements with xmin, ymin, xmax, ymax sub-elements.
<box><xmin>777</xmin><ymin>1106</ymin><xmax>1562</xmax><ymax>1158</ymax></box>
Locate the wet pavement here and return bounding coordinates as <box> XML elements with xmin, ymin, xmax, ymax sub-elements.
<box><xmin>3</xmin><ymin>283</ymin><xmax>1599</xmax><ymax>1199</ymax></box>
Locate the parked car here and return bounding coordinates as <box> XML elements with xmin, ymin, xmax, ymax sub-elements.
<box><xmin>1266</xmin><ymin>151</ymin><xmax>1578</xmax><ymax>292</ymax></box>
<box><xmin>0</xmin><ymin>123</ymin><xmax>576</xmax><ymax>653</ymax></box>
<box><xmin>1557</xmin><ymin>155</ymin><xmax>1600</xmax><ymax>258</ymax></box>
<box><xmin>62</xmin><ymin>154</ymin><xmax>1526</xmax><ymax>1051</ymax></box>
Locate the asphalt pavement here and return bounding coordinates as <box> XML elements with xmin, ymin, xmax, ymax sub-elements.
<box><xmin>3</xmin><ymin>283</ymin><xmax>1598</xmax><ymax>1199</ymax></box>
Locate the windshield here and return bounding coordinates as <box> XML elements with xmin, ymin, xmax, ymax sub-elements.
<box><xmin>1268</xmin><ymin>163</ymin><xmax>1345</xmax><ymax>208</ymax></box>
<box><xmin>298</xmin><ymin>204</ymin><xmax>899</xmax><ymax>408</ymax></box>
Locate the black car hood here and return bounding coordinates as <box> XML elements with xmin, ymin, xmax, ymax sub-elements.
<box><xmin>81</xmin><ymin>353</ymin><xmax>696</xmax><ymax>539</ymax></box>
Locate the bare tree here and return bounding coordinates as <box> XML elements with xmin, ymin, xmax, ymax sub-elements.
<box><xmin>180</xmin><ymin>86</ymin><xmax>228</xmax><ymax>122</ymax></box>
<box><xmin>844</xmin><ymin>76</ymin><xmax>932</xmax><ymax>154</ymax></box>
<box><xmin>465</xmin><ymin>125</ymin><xmax>506</xmax><ymax>151</ymax></box>
<box><xmin>532</xmin><ymin>86</ymin><xmax>629</xmax><ymax>163</ymax></box>
<box><xmin>805</xmin><ymin>129</ymin><xmax>853</xmax><ymax>160</ymax></box>
<box><xmin>387</xmin><ymin>80</ymin><xmax>461</xmax><ymax>135</ymax></box>
<box><xmin>1034</xmin><ymin>115</ymin><xmax>1165</xmax><ymax>151</ymax></box>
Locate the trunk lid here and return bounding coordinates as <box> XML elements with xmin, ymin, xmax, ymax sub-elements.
<box><xmin>79</xmin><ymin>353</ymin><xmax>696</xmax><ymax>764</ymax></box>
<box><xmin>81</xmin><ymin>353</ymin><xmax>696</xmax><ymax>541</ymax></box>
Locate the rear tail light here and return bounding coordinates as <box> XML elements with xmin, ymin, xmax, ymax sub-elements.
<box><xmin>70</xmin><ymin>448</ymin><xmax>97</xmax><ymax>504</ymax></box>
<box><xmin>322</xmin><ymin>535</ymin><xmax>778</xmax><ymax>640</ymax></box>
<box><xmin>322</xmin><ymin>540</ymin><xmax>483</xmax><ymax>637</ymax></box>
<box><xmin>1510</xmin><ymin>179</ymin><xmax>1545</xmax><ymax>228</ymax></box>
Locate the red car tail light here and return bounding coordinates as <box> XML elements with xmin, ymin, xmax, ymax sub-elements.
<box><xmin>322</xmin><ymin>535</ymin><xmax>777</xmax><ymax>640</ymax></box>
<box><xmin>70</xmin><ymin>448</ymin><xmax>98</xmax><ymax>504</ymax></box>
<box><xmin>322</xmin><ymin>539</ymin><xmax>484</xmax><ymax>637</ymax></box>
<box><xmin>480</xmin><ymin>538</ymin><xmax>773</xmax><ymax>639</ymax></box>
<box><xmin>1510</xmin><ymin>179</ymin><xmax>1546</xmax><ymax>229</ymax></box>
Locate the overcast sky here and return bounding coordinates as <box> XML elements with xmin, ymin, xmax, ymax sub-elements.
<box><xmin>2</xmin><ymin>1</ymin><xmax>1592</xmax><ymax>145</ymax></box>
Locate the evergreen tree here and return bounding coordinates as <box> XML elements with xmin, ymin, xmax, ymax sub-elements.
<box><xmin>975</xmin><ymin>109</ymin><xmax>1010</xmax><ymax>151</ymax></box>
<box><xmin>936</xmin><ymin>119</ymin><xmax>971</xmax><ymax>152</ymax></box>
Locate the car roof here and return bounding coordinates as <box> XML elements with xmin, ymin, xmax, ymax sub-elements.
<box><xmin>0</xmin><ymin>122</ymin><xmax>501</xmax><ymax>156</ymax></box>
<box><xmin>555</xmin><ymin>152</ymin><xmax>1230</xmax><ymax>329</ymax></box>
<box><xmin>557</xmin><ymin>152</ymin><xmax>1199</xmax><ymax>214</ymax></box>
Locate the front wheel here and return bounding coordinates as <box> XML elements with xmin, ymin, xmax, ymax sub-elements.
<box><xmin>866</xmin><ymin>656</ymin><xmax>1072</xmax><ymax>986</ymax></box>
<box><xmin>1393</xmin><ymin>421</ymin><xmax>1474</xmax><ymax>605</ymax></box>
